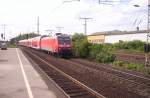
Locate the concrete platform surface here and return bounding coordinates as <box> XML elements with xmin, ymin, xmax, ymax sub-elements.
<box><xmin>0</xmin><ymin>48</ymin><xmax>58</xmax><ymax>98</ymax></box>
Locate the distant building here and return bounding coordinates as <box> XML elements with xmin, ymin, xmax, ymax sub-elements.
<box><xmin>87</xmin><ymin>35</ymin><xmax>105</xmax><ymax>44</ymax></box>
<box><xmin>87</xmin><ymin>30</ymin><xmax>147</xmax><ymax>44</ymax></box>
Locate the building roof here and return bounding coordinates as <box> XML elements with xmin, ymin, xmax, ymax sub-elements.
<box><xmin>89</xmin><ymin>30</ymin><xmax>148</xmax><ymax>36</ymax></box>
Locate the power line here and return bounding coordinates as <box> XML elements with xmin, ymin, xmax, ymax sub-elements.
<box><xmin>56</xmin><ymin>27</ymin><xmax>64</xmax><ymax>33</ymax></box>
<box><xmin>50</xmin><ymin>0</ymin><xmax>80</xmax><ymax>14</ymax></box>
<box><xmin>45</xmin><ymin>29</ymin><xmax>53</xmax><ymax>36</ymax></box>
<box><xmin>98</xmin><ymin>0</ymin><xmax>128</xmax><ymax>5</ymax></box>
<box><xmin>80</xmin><ymin>17</ymin><xmax>92</xmax><ymax>35</ymax></box>
<box><xmin>37</xmin><ymin>16</ymin><xmax>40</xmax><ymax>35</ymax></box>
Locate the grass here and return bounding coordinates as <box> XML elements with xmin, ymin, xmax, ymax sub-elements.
<box><xmin>148</xmin><ymin>70</ymin><xmax>150</xmax><ymax>75</ymax></box>
<box><xmin>113</xmin><ymin>60</ymin><xmax>145</xmax><ymax>72</ymax></box>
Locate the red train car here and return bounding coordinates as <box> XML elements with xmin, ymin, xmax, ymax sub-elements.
<box><xmin>31</xmin><ymin>36</ymin><xmax>42</xmax><ymax>49</ymax></box>
<box><xmin>19</xmin><ymin>33</ymin><xmax>72</xmax><ymax>57</ymax></box>
<box><xmin>28</xmin><ymin>38</ymin><xmax>32</xmax><ymax>47</ymax></box>
<box><xmin>19</xmin><ymin>39</ymin><xmax>29</xmax><ymax>47</ymax></box>
<box><xmin>40</xmin><ymin>34</ymin><xmax>71</xmax><ymax>56</ymax></box>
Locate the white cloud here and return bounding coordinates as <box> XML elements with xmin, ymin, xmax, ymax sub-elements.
<box><xmin>0</xmin><ymin>0</ymin><xmax>147</xmax><ymax>40</ymax></box>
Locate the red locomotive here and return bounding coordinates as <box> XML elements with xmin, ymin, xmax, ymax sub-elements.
<box><xmin>19</xmin><ymin>33</ymin><xmax>72</xmax><ymax>57</ymax></box>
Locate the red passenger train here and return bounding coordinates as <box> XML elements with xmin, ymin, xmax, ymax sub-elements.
<box><xmin>19</xmin><ymin>33</ymin><xmax>72</xmax><ymax>57</ymax></box>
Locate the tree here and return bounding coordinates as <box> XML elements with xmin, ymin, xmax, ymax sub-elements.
<box><xmin>72</xmin><ymin>33</ymin><xmax>90</xmax><ymax>58</ymax></box>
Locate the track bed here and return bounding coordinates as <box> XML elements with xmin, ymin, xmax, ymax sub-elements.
<box><xmin>21</xmin><ymin>47</ymin><xmax>150</xmax><ymax>98</ymax></box>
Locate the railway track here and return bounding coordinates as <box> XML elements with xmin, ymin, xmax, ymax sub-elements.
<box><xmin>21</xmin><ymin>47</ymin><xmax>149</xmax><ymax>98</ymax></box>
<box><xmin>69</xmin><ymin>58</ymin><xmax>150</xmax><ymax>86</ymax></box>
<box><xmin>114</xmin><ymin>52</ymin><xmax>150</xmax><ymax>65</ymax></box>
<box><xmin>55</xmin><ymin>58</ymin><xmax>150</xmax><ymax>97</ymax></box>
<box><xmin>22</xmin><ymin>47</ymin><xmax>105</xmax><ymax>98</ymax></box>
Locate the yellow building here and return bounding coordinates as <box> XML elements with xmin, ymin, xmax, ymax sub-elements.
<box><xmin>87</xmin><ymin>35</ymin><xmax>105</xmax><ymax>44</ymax></box>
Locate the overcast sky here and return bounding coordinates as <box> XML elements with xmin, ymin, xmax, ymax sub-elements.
<box><xmin>0</xmin><ymin>0</ymin><xmax>147</xmax><ymax>40</ymax></box>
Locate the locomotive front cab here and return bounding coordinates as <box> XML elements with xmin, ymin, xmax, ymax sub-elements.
<box><xmin>57</xmin><ymin>35</ymin><xmax>72</xmax><ymax>56</ymax></box>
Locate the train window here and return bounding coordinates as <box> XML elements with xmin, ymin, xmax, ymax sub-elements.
<box><xmin>58</xmin><ymin>37</ymin><xmax>65</xmax><ymax>45</ymax></box>
<box><xmin>64</xmin><ymin>37</ymin><xmax>71</xmax><ymax>44</ymax></box>
<box><xmin>58</xmin><ymin>37</ymin><xmax>71</xmax><ymax>45</ymax></box>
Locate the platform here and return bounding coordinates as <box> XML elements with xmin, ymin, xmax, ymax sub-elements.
<box><xmin>0</xmin><ymin>48</ymin><xmax>67</xmax><ymax>98</ymax></box>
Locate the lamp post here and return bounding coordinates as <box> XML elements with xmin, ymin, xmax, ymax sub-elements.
<box><xmin>146</xmin><ymin>0</ymin><xmax>150</xmax><ymax>66</ymax></box>
<box><xmin>134</xmin><ymin>2</ymin><xmax>150</xmax><ymax>66</ymax></box>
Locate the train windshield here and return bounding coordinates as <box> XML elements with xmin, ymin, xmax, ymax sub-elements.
<box><xmin>58</xmin><ymin>37</ymin><xmax>71</xmax><ymax>45</ymax></box>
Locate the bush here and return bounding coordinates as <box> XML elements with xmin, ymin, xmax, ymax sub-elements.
<box><xmin>113</xmin><ymin>61</ymin><xmax>144</xmax><ymax>71</ymax></box>
<box><xmin>113</xmin><ymin>60</ymin><xmax>124</xmax><ymax>67</ymax></box>
<box><xmin>78</xmin><ymin>39</ymin><xmax>90</xmax><ymax>58</ymax></box>
<box><xmin>126</xmin><ymin>63</ymin><xmax>144</xmax><ymax>70</ymax></box>
<box><xmin>96</xmin><ymin>52</ymin><xmax>115</xmax><ymax>63</ymax></box>
<box><xmin>72</xmin><ymin>33</ymin><xmax>90</xmax><ymax>58</ymax></box>
<box><xmin>72</xmin><ymin>33</ymin><xmax>145</xmax><ymax>65</ymax></box>
<box><xmin>89</xmin><ymin>44</ymin><xmax>103</xmax><ymax>59</ymax></box>
<box><xmin>113</xmin><ymin>60</ymin><xmax>144</xmax><ymax>71</ymax></box>
<box><xmin>126</xmin><ymin>63</ymin><xmax>137</xmax><ymax>70</ymax></box>
<box><xmin>72</xmin><ymin>33</ymin><xmax>115</xmax><ymax>63</ymax></box>
<box><xmin>88</xmin><ymin>44</ymin><xmax>115</xmax><ymax>63</ymax></box>
<box><xmin>114</xmin><ymin>40</ymin><xmax>144</xmax><ymax>52</ymax></box>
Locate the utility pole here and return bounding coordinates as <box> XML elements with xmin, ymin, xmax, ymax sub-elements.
<box><xmin>56</xmin><ymin>27</ymin><xmax>64</xmax><ymax>33</ymax></box>
<box><xmin>99</xmin><ymin>0</ymin><xmax>101</xmax><ymax>4</ymax></box>
<box><xmin>80</xmin><ymin>17</ymin><xmax>92</xmax><ymax>35</ymax></box>
<box><xmin>37</xmin><ymin>16</ymin><xmax>40</xmax><ymax>35</ymax></box>
<box><xmin>146</xmin><ymin>0</ymin><xmax>150</xmax><ymax>66</ymax></box>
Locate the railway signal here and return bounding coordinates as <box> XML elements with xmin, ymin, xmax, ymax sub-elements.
<box><xmin>144</xmin><ymin>44</ymin><xmax>150</xmax><ymax>53</ymax></box>
<box><xmin>1</xmin><ymin>33</ymin><xmax>3</xmax><ymax>39</ymax></box>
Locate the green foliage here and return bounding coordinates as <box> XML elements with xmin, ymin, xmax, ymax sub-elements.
<box><xmin>7</xmin><ymin>43</ymin><xmax>16</xmax><ymax>48</ymax></box>
<box><xmin>114</xmin><ymin>40</ymin><xmax>144</xmax><ymax>52</ymax></box>
<box><xmin>126</xmin><ymin>63</ymin><xmax>137</xmax><ymax>70</ymax></box>
<box><xmin>96</xmin><ymin>52</ymin><xmax>115</xmax><ymax>63</ymax></box>
<box><xmin>72</xmin><ymin>33</ymin><xmax>115</xmax><ymax>63</ymax></box>
<box><xmin>10</xmin><ymin>33</ymin><xmax>39</xmax><ymax>45</ymax></box>
<box><xmin>72</xmin><ymin>33</ymin><xmax>145</xmax><ymax>64</ymax></box>
<box><xmin>88</xmin><ymin>44</ymin><xmax>103</xmax><ymax>59</ymax></box>
<box><xmin>72</xmin><ymin>33</ymin><xmax>90</xmax><ymax>58</ymax></box>
<box><xmin>72</xmin><ymin>33</ymin><xmax>86</xmax><ymax>42</ymax></box>
<box><xmin>113</xmin><ymin>60</ymin><xmax>124</xmax><ymax>67</ymax></box>
<box><xmin>113</xmin><ymin>60</ymin><xmax>144</xmax><ymax>71</ymax></box>
<box><xmin>88</xmin><ymin>44</ymin><xmax>115</xmax><ymax>63</ymax></box>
